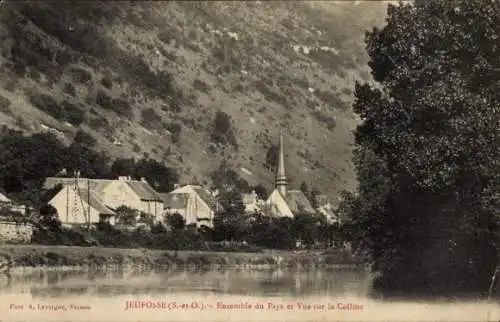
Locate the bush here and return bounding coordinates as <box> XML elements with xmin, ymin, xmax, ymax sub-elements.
<box><xmin>0</xmin><ymin>95</ymin><xmax>12</xmax><ymax>114</ymax></box>
<box><xmin>29</xmin><ymin>93</ymin><xmax>65</xmax><ymax>120</ymax></box>
<box><xmin>95</xmin><ymin>90</ymin><xmax>113</xmax><ymax>109</ymax></box>
<box><xmin>141</xmin><ymin>108</ymin><xmax>161</xmax><ymax>128</ymax></box>
<box><xmin>112</xmin><ymin>98</ymin><xmax>133</xmax><ymax>117</ymax></box>
<box><xmin>63</xmin><ymin>83</ymin><xmax>76</xmax><ymax>96</ymax></box>
<box><xmin>96</xmin><ymin>90</ymin><xmax>132</xmax><ymax>117</ymax></box>
<box><xmin>157</xmin><ymin>31</ymin><xmax>173</xmax><ymax>45</ymax></box>
<box><xmin>61</xmin><ymin>100</ymin><xmax>86</xmax><ymax>126</ymax></box>
<box><xmin>100</xmin><ymin>74</ymin><xmax>113</xmax><ymax>89</ymax></box>
<box><xmin>255</xmin><ymin>80</ymin><xmax>287</xmax><ymax>106</ymax></box>
<box><xmin>311</xmin><ymin>110</ymin><xmax>336</xmax><ymax>130</ymax></box>
<box><xmin>211</xmin><ymin>110</ymin><xmax>238</xmax><ymax>149</ymax></box>
<box><xmin>166</xmin><ymin>213</ymin><xmax>185</xmax><ymax>230</ymax></box>
<box><xmin>69</xmin><ymin>67</ymin><xmax>92</xmax><ymax>84</ymax></box>
<box><xmin>314</xmin><ymin>89</ymin><xmax>347</xmax><ymax>110</ymax></box>
<box><xmin>88</xmin><ymin>115</ymin><xmax>109</xmax><ymax>130</ymax></box>
<box><xmin>166</xmin><ymin>122</ymin><xmax>182</xmax><ymax>143</ymax></box>
<box><xmin>193</xmin><ymin>79</ymin><xmax>211</xmax><ymax>93</ymax></box>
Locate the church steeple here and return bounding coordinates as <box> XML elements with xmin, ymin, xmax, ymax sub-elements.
<box><xmin>275</xmin><ymin>130</ymin><xmax>288</xmax><ymax>197</ymax></box>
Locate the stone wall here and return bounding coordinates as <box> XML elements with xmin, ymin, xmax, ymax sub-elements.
<box><xmin>0</xmin><ymin>221</ymin><xmax>34</xmax><ymax>244</ymax></box>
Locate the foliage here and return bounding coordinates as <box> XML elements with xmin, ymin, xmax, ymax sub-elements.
<box><xmin>133</xmin><ymin>158</ymin><xmax>179</xmax><ymax>193</ymax></box>
<box><xmin>340</xmin><ymin>0</ymin><xmax>500</xmax><ymax>297</ymax></box>
<box><xmin>0</xmin><ymin>95</ymin><xmax>11</xmax><ymax>114</ymax></box>
<box><xmin>0</xmin><ymin>131</ymin><xmax>67</xmax><ymax>195</ymax></box>
<box><xmin>193</xmin><ymin>79</ymin><xmax>211</xmax><ymax>93</ymax></box>
<box><xmin>165</xmin><ymin>212</ymin><xmax>185</xmax><ymax>230</ymax></box>
<box><xmin>140</xmin><ymin>107</ymin><xmax>161</xmax><ymax>128</ymax></box>
<box><xmin>166</xmin><ymin>122</ymin><xmax>182</xmax><ymax>143</ymax></box>
<box><xmin>109</xmin><ymin>157</ymin><xmax>179</xmax><ymax>192</ymax></box>
<box><xmin>265</xmin><ymin>144</ymin><xmax>278</xmax><ymax>171</ymax></box>
<box><xmin>210</xmin><ymin>159</ymin><xmax>250</xmax><ymax>194</ymax></box>
<box><xmin>37</xmin><ymin>204</ymin><xmax>62</xmax><ymax>231</ymax></box>
<box><xmin>252</xmin><ymin>184</ymin><xmax>268</xmax><ymax>199</ymax></box>
<box><xmin>210</xmin><ymin>110</ymin><xmax>238</xmax><ymax>149</ymax></box>
<box><xmin>300</xmin><ymin>181</ymin><xmax>309</xmax><ymax>195</ymax></box>
<box><xmin>115</xmin><ymin>205</ymin><xmax>138</xmax><ymax>226</ymax></box>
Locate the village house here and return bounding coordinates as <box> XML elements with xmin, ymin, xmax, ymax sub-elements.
<box><xmin>0</xmin><ymin>192</ymin><xmax>11</xmax><ymax>206</ymax></box>
<box><xmin>48</xmin><ymin>185</ymin><xmax>116</xmax><ymax>226</ymax></box>
<box><xmin>162</xmin><ymin>184</ymin><xmax>223</xmax><ymax>228</ymax></box>
<box><xmin>242</xmin><ymin>190</ymin><xmax>264</xmax><ymax>214</ymax></box>
<box><xmin>0</xmin><ymin>192</ymin><xmax>34</xmax><ymax>243</ymax></box>
<box><xmin>43</xmin><ymin>174</ymin><xmax>164</xmax><ymax>226</ymax></box>
<box><xmin>314</xmin><ymin>194</ymin><xmax>340</xmax><ymax>225</ymax></box>
<box><xmin>0</xmin><ymin>191</ymin><xmax>28</xmax><ymax>215</ymax></box>
<box><xmin>264</xmin><ymin>132</ymin><xmax>317</xmax><ymax>218</ymax></box>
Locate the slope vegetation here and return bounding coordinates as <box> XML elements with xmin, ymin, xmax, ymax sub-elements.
<box><xmin>0</xmin><ymin>1</ymin><xmax>388</xmax><ymax>198</ymax></box>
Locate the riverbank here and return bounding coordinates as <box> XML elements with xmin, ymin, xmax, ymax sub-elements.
<box><xmin>0</xmin><ymin>244</ymin><xmax>368</xmax><ymax>270</ymax></box>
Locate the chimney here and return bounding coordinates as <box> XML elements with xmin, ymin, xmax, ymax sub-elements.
<box><xmin>140</xmin><ymin>177</ymin><xmax>147</xmax><ymax>183</ymax></box>
<box><xmin>118</xmin><ymin>176</ymin><xmax>128</xmax><ymax>181</ymax></box>
<box><xmin>173</xmin><ymin>183</ymin><xmax>182</xmax><ymax>190</ymax></box>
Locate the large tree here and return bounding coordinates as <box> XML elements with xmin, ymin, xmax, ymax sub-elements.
<box><xmin>341</xmin><ymin>0</ymin><xmax>500</xmax><ymax>297</ymax></box>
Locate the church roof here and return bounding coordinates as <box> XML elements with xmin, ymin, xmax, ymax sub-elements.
<box><xmin>285</xmin><ymin>190</ymin><xmax>316</xmax><ymax>215</ymax></box>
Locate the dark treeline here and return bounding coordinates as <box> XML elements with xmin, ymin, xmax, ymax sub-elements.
<box><xmin>0</xmin><ymin>128</ymin><xmax>179</xmax><ymax>207</ymax></box>
<box><xmin>339</xmin><ymin>0</ymin><xmax>500</xmax><ymax>299</ymax></box>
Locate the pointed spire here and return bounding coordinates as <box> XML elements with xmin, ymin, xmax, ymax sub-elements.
<box><xmin>275</xmin><ymin>129</ymin><xmax>288</xmax><ymax>197</ymax></box>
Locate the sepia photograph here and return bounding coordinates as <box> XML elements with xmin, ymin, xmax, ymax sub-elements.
<box><xmin>0</xmin><ymin>0</ymin><xmax>499</xmax><ymax>321</ymax></box>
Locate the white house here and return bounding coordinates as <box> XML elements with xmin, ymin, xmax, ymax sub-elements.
<box><xmin>242</xmin><ymin>190</ymin><xmax>264</xmax><ymax>214</ymax></box>
<box><xmin>43</xmin><ymin>174</ymin><xmax>164</xmax><ymax>225</ymax></box>
<box><xmin>49</xmin><ymin>185</ymin><xmax>116</xmax><ymax>226</ymax></box>
<box><xmin>162</xmin><ymin>185</ymin><xmax>223</xmax><ymax>228</ymax></box>
<box><xmin>0</xmin><ymin>192</ymin><xmax>11</xmax><ymax>205</ymax></box>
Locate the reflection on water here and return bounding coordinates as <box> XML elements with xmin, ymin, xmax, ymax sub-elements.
<box><xmin>2</xmin><ymin>267</ymin><xmax>373</xmax><ymax>299</ymax></box>
<box><xmin>1</xmin><ymin>267</ymin><xmax>498</xmax><ymax>321</ymax></box>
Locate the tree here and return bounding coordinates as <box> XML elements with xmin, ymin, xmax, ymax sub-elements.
<box><xmin>133</xmin><ymin>158</ymin><xmax>179</xmax><ymax>192</ymax></box>
<box><xmin>300</xmin><ymin>181</ymin><xmax>309</xmax><ymax>195</ymax></box>
<box><xmin>211</xmin><ymin>110</ymin><xmax>238</xmax><ymax>149</ymax></box>
<box><xmin>110</xmin><ymin>157</ymin><xmax>136</xmax><ymax>177</ymax></box>
<box><xmin>252</xmin><ymin>184</ymin><xmax>268</xmax><ymax>200</ymax></box>
<box><xmin>115</xmin><ymin>205</ymin><xmax>138</xmax><ymax>226</ymax></box>
<box><xmin>342</xmin><ymin>0</ymin><xmax>500</xmax><ymax>297</ymax></box>
<box><xmin>166</xmin><ymin>212</ymin><xmax>185</xmax><ymax>230</ymax></box>
<box><xmin>38</xmin><ymin>204</ymin><xmax>61</xmax><ymax>231</ymax></box>
<box><xmin>265</xmin><ymin>144</ymin><xmax>278</xmax><ymax>171</ymax></box>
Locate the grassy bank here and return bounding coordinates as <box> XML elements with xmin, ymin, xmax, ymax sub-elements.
<box><xmin>0</xmin><ymin>244</ymin><xmax>368</xmax><ymax>270</ymax></box>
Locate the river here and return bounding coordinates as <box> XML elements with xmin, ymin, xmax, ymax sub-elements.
<box><xmin>0</xmin><ymin>267</ymin><xmax>498</xmax><ymax>321</ymax></box>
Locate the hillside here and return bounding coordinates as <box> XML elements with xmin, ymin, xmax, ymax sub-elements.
<box><xmin>0</xmin><ymin>1</ymin><xmax>389</xmax><ymax>200</ymax></box>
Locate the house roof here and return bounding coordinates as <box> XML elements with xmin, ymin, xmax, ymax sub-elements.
<box><xmin>44</xmin><ymin>177</ymin><xmax>162</xmax><ymax>201</ymax></box>
<box><xmin>285</xmin><ymin>190</ymin><xmax>316</xmax><ymax>215</ymax></box>
<box><xmin>0</xmin><ymin>192</ymin><xmax>11</xmax><ymax>203</ymax></box>
<box><xmin>192</xmin><ymin>187</ymin><xmax>221</xmax><ymax>211</ymax></box>
<box><xmin>125</xmin><ymin>181</ymin><xmax>163</xmax><ymax>201</ymax></box>
<box><xmin>76</xmin><ymin>188</ymin><xmax>115</xmax><ymax>215</ymax></box>
<box><xmin>43</xmin><ymin>177</ymin><xmax>112</xmax><ymax>194</ymax></box>
<box><xmin>161</xmin><ymin>192</ymin><xmax>189</xmax><ymax>209</ymax></box>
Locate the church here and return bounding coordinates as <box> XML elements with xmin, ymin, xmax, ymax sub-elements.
<box><xmin>262</xmin><ymin>132</ymin><xmax>316</xmax><ymax>217</ymax></box>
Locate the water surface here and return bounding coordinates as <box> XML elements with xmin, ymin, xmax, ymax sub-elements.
<box><xmin>0</xmin><ymin>267</ymin><xmax>498</xmax><ymax>321</ymax></box>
